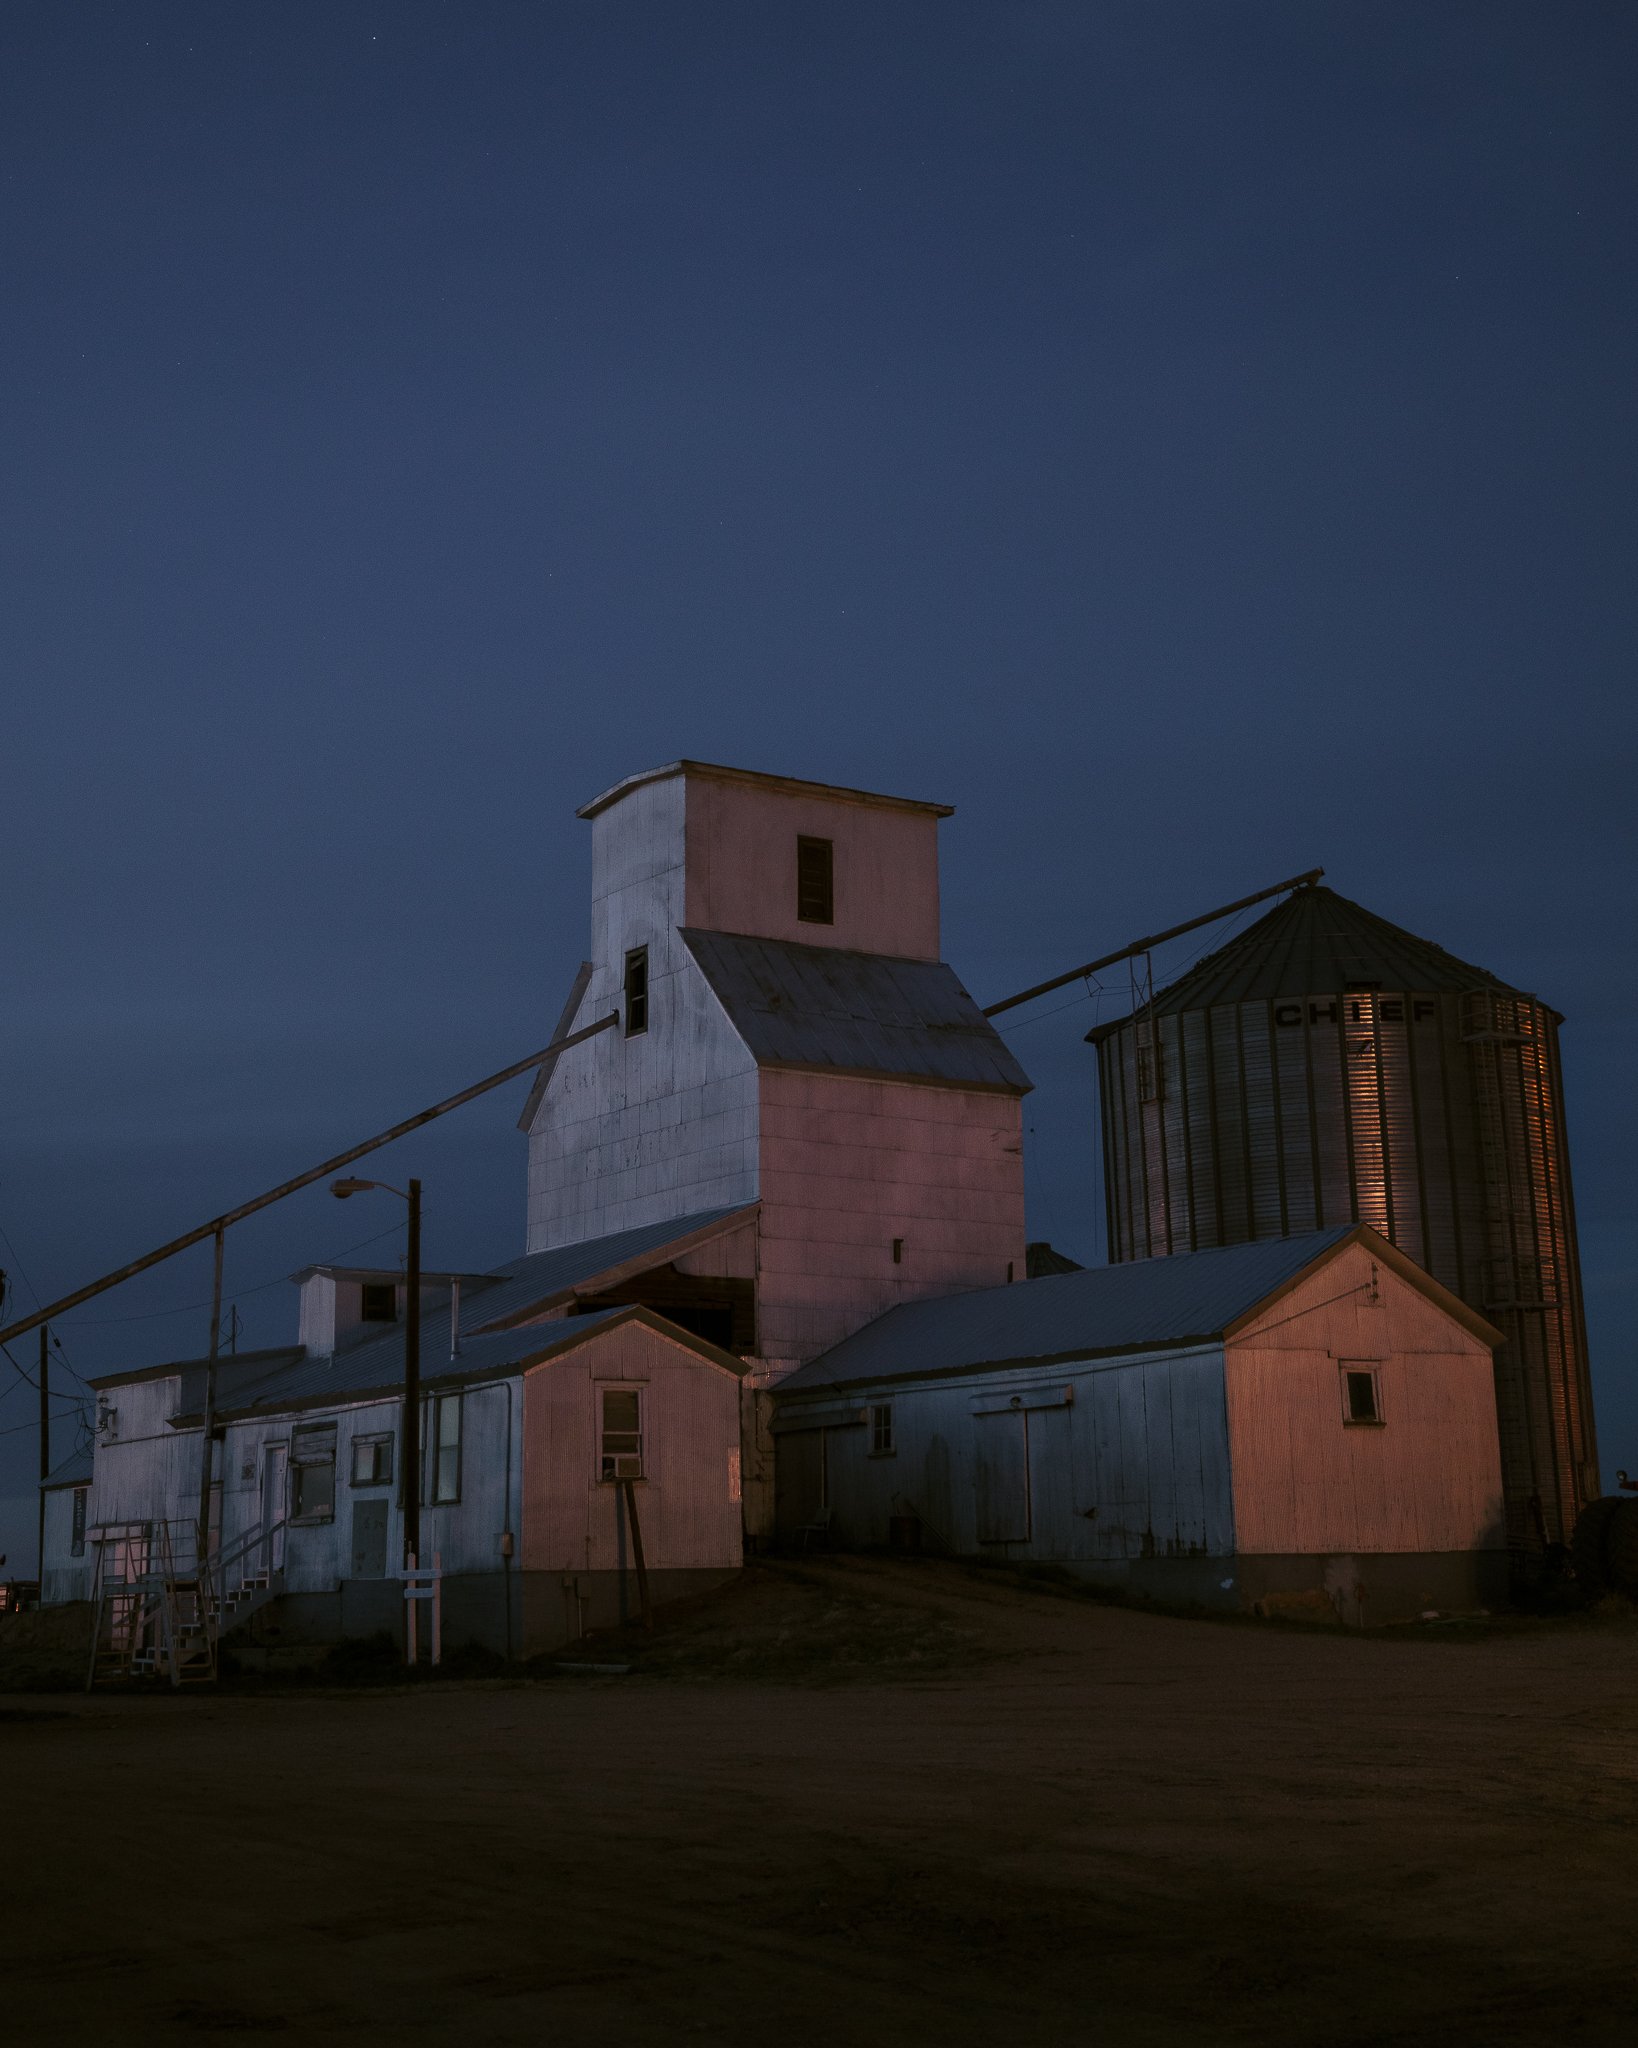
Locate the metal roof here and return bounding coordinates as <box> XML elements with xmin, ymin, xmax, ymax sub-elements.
<box><xmin>1088</xmin><ymin>885</ymin><xmax>1523</xmax><ymax>1040</ymax></box>
<box><xmin>577</xmin><ymin>760</ymin><xmax>953</xmax><ymax>821</ymax></box>
<box><xmin>204</xmin><ymin>1206</ymin><xmax>757</xmax><ymax>1417</ymax></box>
<box><xmin>218</xmin><ymin>1309</ymin><xmax>631</xmax><ymax>1415</ymax></box>
<box><xmin>776</xmin><ymin>1229</ymin><xmax>1359</xmax><ymax>1394</ymax></box>
<box><xmin>682</xmin><ymin>930</ymin><xmax>1032</xmax><ymax>1094</ymax></box>
<box><xmin>42</xmin><ymin>1445</ymin><xmax>93</xmax><ymax>1490</ymax></box>
<box><xmin>456</xmin><ymin>1206</ymin><xmax>757</xmax><ymax>1330</ymax></box>
<box><xmin>89</xmin><ymin>1343</ymin><xmax>304</xmax><ymax>1393</ymax></box>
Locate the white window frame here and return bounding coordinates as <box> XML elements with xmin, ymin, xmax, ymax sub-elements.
<box><xmin>598</xmin><ymin>1383</ymin><xmax>645</xmax><ymax>1484</ymax></box>
<box><xmin>870</xmin><ymin>1403</ymin><xmax>895</xmax><ymax>1457</ymax></box>
<box><xmin>351</xmin><ymin>1432</ymin><xmax>394</xmax><ymax>1488</ymax></box>
<box><xmin>1340</xmin><ymin>1362</ymin><xmax>1384</xmax><ymax>1427</ymax></box>
<box><xmin>421</xmin><ymin>1393</ymin><xmax>463</xmax><ymax>1505</ymax></box>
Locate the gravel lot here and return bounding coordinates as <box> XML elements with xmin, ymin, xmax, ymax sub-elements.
<box><xmin>5</xmin><ymin>1556</ymin><xmax>1635</xmax><ymax>2046</ymax></box>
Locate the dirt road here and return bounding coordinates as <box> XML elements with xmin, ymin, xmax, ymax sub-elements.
<box><xmin>5</xmin><ymin>1557</ymin><xmax>1635</xmax><ymax>2045</ymax></box>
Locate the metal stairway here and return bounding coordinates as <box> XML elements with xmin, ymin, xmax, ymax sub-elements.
<box><xmin>86</xmin><ymin>1516</ymin><xmax>287</xmax><ymax>1689</ymax></box>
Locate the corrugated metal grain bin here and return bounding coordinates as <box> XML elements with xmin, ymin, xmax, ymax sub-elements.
<box><xmin>1089</xmin><ymin>884</ymin><xmax>1599</xmax><ymax>1550</ymax></box>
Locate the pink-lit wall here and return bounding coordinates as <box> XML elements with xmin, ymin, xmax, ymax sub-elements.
<box><xmin>1224</xmin><ymin>1241</ymin><xmax>1505</xmax><ymax>1557</ymax></box>
<box><xmin>520</xmin><ymin>1319</ymin><xmax>744</xmax><ymax>1575</ymax></box>
<box><xmin>684</xmin><ymin>775</ymin><xmax>942</xmax><ymax>960</ymax></box>
<box><xmin>754</xmin><ymin>1069</ymin><xmax>1027</xmax><ymax>1367</ymax></box>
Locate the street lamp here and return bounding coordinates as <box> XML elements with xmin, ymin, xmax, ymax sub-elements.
<box><xmin>332</xmin><ymin>1176</ymin><xmax>421</xmax><ymax>1576</ymax></box>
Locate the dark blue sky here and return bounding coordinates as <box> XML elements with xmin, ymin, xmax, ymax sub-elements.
<box><xmin>3</xmin><ymin>2</ymin><xmax>1634</xmax><ymax>1562</ymax></box>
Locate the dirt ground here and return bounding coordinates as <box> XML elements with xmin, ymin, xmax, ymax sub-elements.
<box><xmin>4</xmin><ymin>1556</ymin><xmax>1635</xmax><ymax>2046</ymax></box>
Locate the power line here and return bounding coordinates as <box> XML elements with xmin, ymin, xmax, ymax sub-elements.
<box><xmin>56</xmin><ymin>1218</ymin><xmax>407</xmax><ymax>1328</ymax></box>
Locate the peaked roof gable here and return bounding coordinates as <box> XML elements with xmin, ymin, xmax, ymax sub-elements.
<box><xmin>776</xmin><ymin>1227</ymin><xmax>1497</xmax><ymax>1396</ymax></box>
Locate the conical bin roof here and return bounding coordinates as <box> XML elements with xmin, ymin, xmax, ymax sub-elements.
<box><xmin>1087</xmin><ymin>885</ymin><xmax>1527</xmax><ymax>1040</ymax></box>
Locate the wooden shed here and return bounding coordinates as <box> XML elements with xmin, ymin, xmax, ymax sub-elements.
<box><xmin>771</xmin><ymin>1227</ymin><xmax>1508</xmax><ymax>1624</ymax></box>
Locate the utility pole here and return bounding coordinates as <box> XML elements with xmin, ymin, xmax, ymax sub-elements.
<box><xmin>37</xmin><ymin>1325</ymin><xmax>49</xmax><ymax>1591</ymax></box>
<box><xmin>404</xmin><ymin>1178</ymin><xmax>421</xmax><ymax>1580</ymax></box>
<box><xmin>195</xmin><ymin>1226</ymin><xmax>225</xmax><ymax>1576</ymax></box>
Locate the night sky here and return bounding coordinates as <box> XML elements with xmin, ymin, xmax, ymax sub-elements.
<box><xmin>3</xmin><ymin>2</ymin><xmax>1634</xmax><ymax>1566</ymax></box>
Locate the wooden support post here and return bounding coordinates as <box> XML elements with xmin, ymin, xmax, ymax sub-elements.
<box><xmin>619</xmin><ymin>1478</ymin><xmax>653</xmax><ymax>1631</ymax></box>
<box><xmin>37</xmin><ymin>1325</ymin><xmax>49</xmax><ymax>1591</ymax></box>
<box><xmin>431</xmin><ymin>1550</ymin><xmax>442</xmax><ymax>1668</ymax></box>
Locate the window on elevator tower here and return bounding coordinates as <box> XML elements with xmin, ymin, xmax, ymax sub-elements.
<box><xmin>624</xmin><ymin>947</ymin><xmax>649</xmax><ymax>1035</ymax></box>
<box><xmin>797</xmin><ymin>836</ymin><xmax>834</xmax><ymax>924</ymax></box>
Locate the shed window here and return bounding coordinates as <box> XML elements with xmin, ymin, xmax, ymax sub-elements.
<box><xmin>796</xmin><ymin>836</ymin><xmax>833</xmax><ymax>924</ymax></box>
<box><xmin>291</xmin><ymin>1423</ymin><xmax>338</xmax><ymax>1522</ymax></box>
<box><xmin>425</xmin><ymin>1394</ymin><xmax>462</xmax><ymax>1504</ymax></box>
<box><xmin>600</xmin><ymin>1387</ymin><xmax>644</xmax><ymax>1481</ymax></box>
<box><xmin>70</xmin><ymin>1487</ymin><xmax>87</xmax><ymax>1558</ymax></box>
<box><xmin>870</xmin><ymin>1404</ymin><xmax>894</xmax><ymax>1456</ymax></box>
<box><xmin>624</xmin><ymin>947</ymin><xmax>649</xmax><ymax>1036</ymax></box>
<box><xmin>1341</xmin><ymin>1365</ymin><xmax>1382</xmax><ymax>1426</ymax></box>
<box><xmin>351</xmin><ymin>1434</ymin><xmax>393</xmax><ymax>1487</ymax></box>
<box><xmin>360</xmin><ymin>1281</ymin><xmax>397</xmax><ymax>1324</ymax></box>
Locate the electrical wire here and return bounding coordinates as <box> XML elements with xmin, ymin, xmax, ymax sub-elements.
<box><xmin>55</xmin><ymin>1219</ymin><xmax>406</xmax><ymax>1329</ymax></box>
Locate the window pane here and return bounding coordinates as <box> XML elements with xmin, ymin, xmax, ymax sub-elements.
<box><xmin>1345</xmin><ymin>1371</ymin><xmax>1379</xmax><ymax>1422</ymax></box>
<box><xmin>295</xmin><ymin>1463</ymin><xmax>335</xmax><ymax>1519</ymax></box>
<box><xmin>624</xmin><ymin>948</ymin><xmax>649</xmax><ymax>1035</ymax></box>
<box><xmin>360</xmin><ymin>1282</ymin><xmax>397</xmax><ymax>1323</ymax></box>
<box><xmin>602</xmin><ymin>1389</ymin><xmax>640</xmax><ymax>1435</ymax></box>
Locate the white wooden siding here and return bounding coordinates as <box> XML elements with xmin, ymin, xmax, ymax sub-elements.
<box><xmin>795</xmin><ymin>1347</ymin><xmax>1235</xmax><ymax>1562</ymax></box>
<box><xmin>527</xmin><ymin>772</ymin><xmax>760</xmax><ymax>1251</ymax></box>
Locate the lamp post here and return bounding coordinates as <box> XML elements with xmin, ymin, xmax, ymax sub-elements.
<box><xmin>331</xmin><ymin>1176</ymin><xmax>421</xmax><ymax>1575</ymax></box>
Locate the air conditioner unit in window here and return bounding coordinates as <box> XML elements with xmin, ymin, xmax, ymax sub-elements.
<box><xmin>603</xmin><ymin>1454</ymin><xmax>644</xmax><ymax>1481</ymax></box>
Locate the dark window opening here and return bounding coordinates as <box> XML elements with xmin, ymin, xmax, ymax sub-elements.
<box><xmin>360</xmin><ymin>1281</ymin><xmax>397</xmax><ymax>1324</ymax></box>
<box><xmin>892</xmin><ymin>1237</ymin><xmax>904</xmax><ymax>1265</ymax></box>
<box><xmin>797</xmin><ymin>836</ymin><xmax>834</xmax><ymax>924</ymax></box>
<box><xmin>1343</xmin><ymin>1367</ymin><xmax>1382</xmax><ymax>1425</ymax></box>
<box><xmin>624</xmin><ymin>947</ymin><xmax>649</xmax><ymax>1036</ymax></box>
<box><xmin>292</xmin><ymin>1421</ymin><xmax>339</xmax><ymax>1522</ymax></box>
<box><xmin>871</xmin><ymin>1404</ymin><xmax>894</xmax><ymax>1456</ymax></box>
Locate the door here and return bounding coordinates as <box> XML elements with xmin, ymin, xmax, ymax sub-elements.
<box><xmin>261</xmin><ymin>1444</ymin><xmax>288</xmax><ymax>1571</ymax></box>
<box><xmin>973</xmin><ymin>1410</ymin><xmax>1030</xmax><ymax>1544</ymax></box>
<box><xmin>773</xmin><ymin>1430</ymin><xmax>825</xmax><ymax>1542</ymax></box>
<box><xmin>349</xmin><ymin>1498</ymin><xmax>389</xmax><ymax>1580</ymax></box>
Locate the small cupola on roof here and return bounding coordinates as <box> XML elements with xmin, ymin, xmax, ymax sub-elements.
<box><xmin>577</xmin><ymin>760</ymin><xmax>952</xmax><ymax>963</ymax></box>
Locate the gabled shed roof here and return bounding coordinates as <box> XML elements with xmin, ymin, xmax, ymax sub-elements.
<box><xmin>176</xmin><ymin>1206</ymin><xmax>757</xmax><ymax>1420</ymax></box>
<box><xmin>682</xmin><ymin>930</ymin><xmax>1031</xmax><ymax>1094</ymax></box>
<box><xmin>214</xmin><ymin>1302</ymin><xmax>745</xmax><ymax>1420</ymax></box>
<box><xmin>775</xmin><ymin>1227</ymin><xmax>1495</xmax><ymax>1396</ymax></box>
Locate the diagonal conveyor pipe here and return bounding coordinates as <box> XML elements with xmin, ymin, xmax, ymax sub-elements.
<box><xmin>981</xmin><ymin>869</ymin><xmax>1324</xmax><ymax>1019</ymax></box>
<box><xmin>0</xmin><ymin>1012</ymin><xmax>620</xmax><ymax>1349</ymax></box>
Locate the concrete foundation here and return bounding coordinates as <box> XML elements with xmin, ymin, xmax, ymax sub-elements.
<box><xmin>1057</xmin><ymin>1549</ymin><xmax>1511</xmax><ymax>1626</ymax></box>
<box><xmin>230</xmin><ymin>1564</ymin><xmax>740</xmax><ymax>1660</ymax></box>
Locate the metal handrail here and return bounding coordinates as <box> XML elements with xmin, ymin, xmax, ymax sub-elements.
<box><xmin>208</xmin><ymin>1516</ymin><xmax>288</xmax><ymax>1585</ymax></box>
